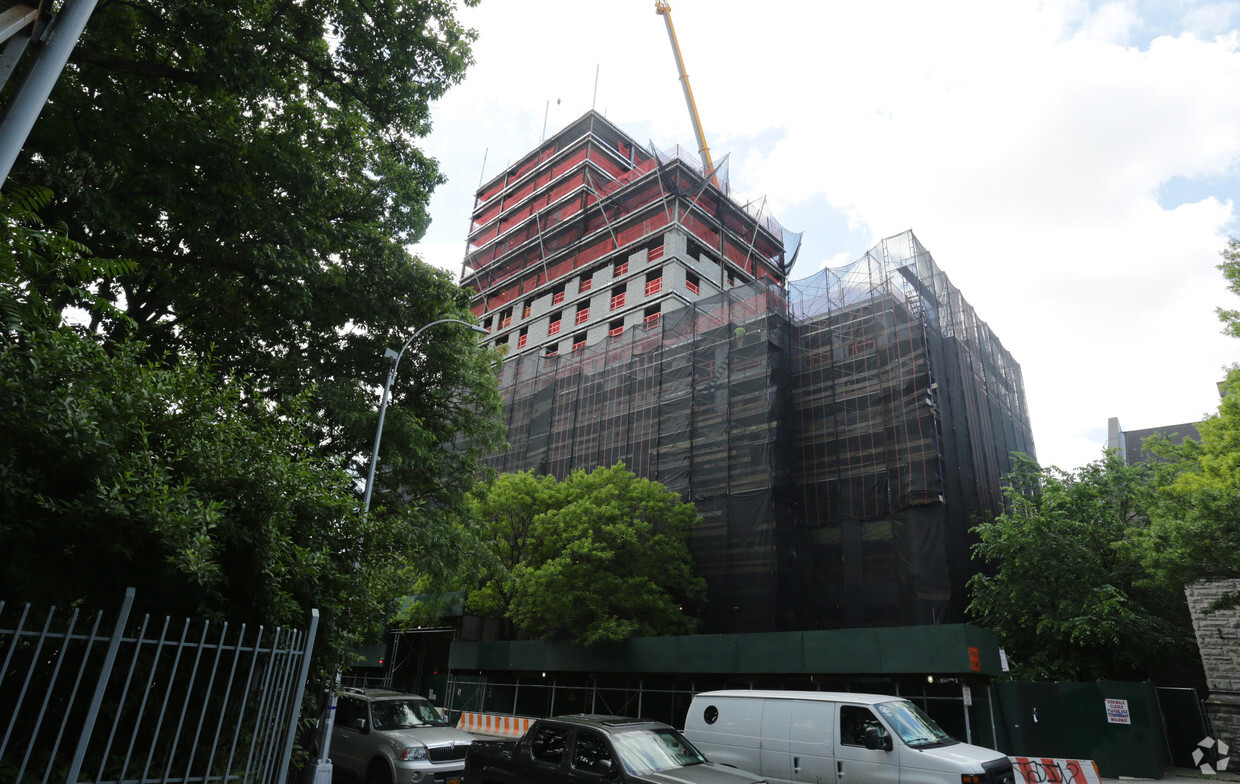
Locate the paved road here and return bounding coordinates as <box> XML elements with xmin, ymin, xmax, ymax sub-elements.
<box><xmin>463</xmin><ymin>734</ymin><xmax>1233</xmax><ymax>784</ymax></box>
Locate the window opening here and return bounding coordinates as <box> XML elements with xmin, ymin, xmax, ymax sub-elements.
<box><xmin>610</xmin><ymin>286</ymin><xmax>626</xmax><ymax>310</ymax></box>
<box><xmin>645</xmin><ymin>269</ymin><xmax>663</xmax><ymax>296</ymax></box>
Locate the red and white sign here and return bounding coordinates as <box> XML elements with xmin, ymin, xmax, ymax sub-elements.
<box><xmin>1010</xmin><ymin>757</ymin><xmax>1101</xmax><ymax>784</ymax></box>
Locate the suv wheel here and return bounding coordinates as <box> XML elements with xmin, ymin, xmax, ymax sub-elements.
<box><xmin>366</xmin><ymin>760</ymin><xmax>392</xmax><ymax>784</ymax></box>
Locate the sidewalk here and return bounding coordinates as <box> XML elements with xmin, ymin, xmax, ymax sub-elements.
<box><xmin>1101</xmin><ymin>767</ymin><xmax>1239</xmax><ymax>784</ymax></box>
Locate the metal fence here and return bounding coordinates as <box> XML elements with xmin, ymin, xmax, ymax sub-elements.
<box><xmin>0</xmin><ymin>587</ymin><xmax>318</xmax><ymax>784</ymax></box>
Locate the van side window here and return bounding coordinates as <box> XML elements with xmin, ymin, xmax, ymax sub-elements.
<box><xmin>840</xmin><ymin>705</ymin><xmax>883</xmax><ymax>747</ymax></box>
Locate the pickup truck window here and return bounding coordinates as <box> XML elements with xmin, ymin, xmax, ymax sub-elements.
<box><xmin>610</xmin><ymin>728</ymin><xmax>707</xmax><ymax>774</ymax></box>
<box><xmin>571</xmin><ymin>731</ymin><xmax>614</xmax><ymax>774</ymax></box>
<box><xmin>530</xmin><ymin>725</ymin><xmax>569</xmax><ymax>764</ymax></box>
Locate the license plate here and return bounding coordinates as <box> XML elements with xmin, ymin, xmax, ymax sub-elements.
<box><xmin>445</xmin><ymin>778</ymin><xmax>461</xmax><ymax>784</ymax></box>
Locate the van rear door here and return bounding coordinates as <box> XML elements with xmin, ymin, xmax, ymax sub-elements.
<box><xmin>789</xmin><ymin>699</ymin><xmax>834</xmax><ymax>784</ymax></box>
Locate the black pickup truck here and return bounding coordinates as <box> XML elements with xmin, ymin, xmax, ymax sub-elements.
<box><xmin>466</xmin><ymin>714</ymin><xmax>763</xmax><ymax>784</ymax></box>
<box><xmin>463</xmin><ymin>714</ymin><xmax>767</xmax><ymax>784</ymax></box>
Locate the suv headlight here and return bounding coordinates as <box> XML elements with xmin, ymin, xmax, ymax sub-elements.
<box><xmin>400</xmin><ymin>744</ymin><xmax>428</xmax><ymax>761</ymax></box>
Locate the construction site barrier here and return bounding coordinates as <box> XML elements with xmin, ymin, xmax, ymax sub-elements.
<box><xmin>456</xmin><ymin>712</ymin><xmax>534</xmax><ymax>738</ymax></box>
<box><xmin>1010</xmin><ymin>757</ymin><xmax>1101</xmax><ymax>784</ymax></box>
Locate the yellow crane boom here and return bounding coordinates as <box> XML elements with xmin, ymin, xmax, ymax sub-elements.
<box><xmin>655</xmin><ymin>1</ymin><xmax>715</xmax><ymax>178</ymax></box>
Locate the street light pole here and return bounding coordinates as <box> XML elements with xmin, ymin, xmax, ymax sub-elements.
<box><xmin>360</xmin><ymin>318</ymin><xmax>489</xmax><ymax>517</ymax></box>
<box><xmin>311</xmin><ymin>318</ymin><xmax>488</xmax><ymax>784</ymax></box>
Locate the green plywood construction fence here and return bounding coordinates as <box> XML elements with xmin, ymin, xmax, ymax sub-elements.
<box><xmin>993</xmin><ymin>681</ymin><xmax>1169</xmax><ymax>779</ymax></box>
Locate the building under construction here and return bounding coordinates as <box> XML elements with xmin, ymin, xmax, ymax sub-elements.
<box><xmin>463</xmin><ymin>111</ymin><xmax>1034</xmax><ymax>635</ymax></box>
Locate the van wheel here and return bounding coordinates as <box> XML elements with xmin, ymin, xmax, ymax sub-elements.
<box><xmin>366</xmin><ymin>761</ymin><xmax>392</xmax><ymax>784</ymax></box>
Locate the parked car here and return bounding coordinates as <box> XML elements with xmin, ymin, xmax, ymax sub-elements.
<box><xmin>330</xmin><ymin>687</ymin><xmax>475</xmax><ymax>784</ymax></box>
<box><xmin>464</xmin><ymin>714</ymin><xmax>767</xmax><ymax>783</ymax></box>
<box><xmin>684</xmin><ymin>690</ymin><xmax>1016</xmax><ymax>784</ymax></box>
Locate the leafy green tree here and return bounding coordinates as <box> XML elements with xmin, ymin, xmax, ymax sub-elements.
<box><xmin>467</xmin><ymin>465</ymin><xmax>707</xmax><ymax>646</ymax></box>
<box><xmin>1143</xmin><ymin>373</ymin><xmax>1240</xmax><ymax>612</ymax></box>
<box><xmin>9</xmin><ymin>0</ymin><xmax>502</xmax><ymax>536</ymax></box>
<box><xmin>1215</xmin><ymin>237</ymin><xmax>1240</xmax><ymax>338</ymax></box>
<box><xmin>1140</xmin><ymin>237</ymin><xmax>1240</xmax><ymax>611</ymax></box>
<box><xmin>968</xmin><ymin>453</ymin><xmax>1202</xmax><ymax>682</ymax></box>
<box><xmin>0</xmin><ymin>189</ymin><xmax>421</xmax><ymax>674</ymax></box>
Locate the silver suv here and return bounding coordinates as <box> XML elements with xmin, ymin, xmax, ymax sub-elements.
<box><xmin>330</xmin><ymin>687</ymin><xmax>474</xmax><ymax>784</ymax></box>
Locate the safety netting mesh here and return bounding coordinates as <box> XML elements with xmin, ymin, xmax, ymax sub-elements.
<box><xmin>489</xmin><ymin>230</ymin><xmax>1032</xmax><ymax>634</ymax></box>
<box><xmin>786</xmin><ymin>230</ymin><xmax>1034</xmax><ymax>628</ymax></box>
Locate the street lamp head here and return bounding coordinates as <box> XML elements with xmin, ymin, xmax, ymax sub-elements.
<box><xmin>362</xmin><ymin>317</ymin><xmax>492</xmax><ymax>518</ymax></box>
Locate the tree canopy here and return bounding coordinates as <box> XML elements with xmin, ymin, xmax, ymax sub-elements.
<box><xmin>1</xmin><ymin>0</ymin><xmax>503</xmax><ymax>671</ymax></box>
<box><xmin>968</xmin><ymin>453</ymin><xmax>1202</xmax><ymax>683</ymax></box>
<box><xmin>1141</xmin><ymin>236</ymin><xmax>1240</xmax><ymax>610</ymax></box>
<box><xmin>9</xmin><ymin>0</ymin><xmax>501</xmax><ymax>522</ymax></box>
<box><xmin>466</xmin><ymin>464</ymin><xmax>707</xmax><ymax>646</ymax></box>
<box><xmin>1215</xmin><ymin>237</ymin><xmax>1240</xmax><ymax>338</ymax></box>
<box><xmin>1143</xmin><ymin>376</ymin><xmax>1240</xmax><ymax>613</ymax></box>
<box><xmin>0</xmin><ymin>188</ymin><xmax>427</xmax><ymax>671</ymax></box>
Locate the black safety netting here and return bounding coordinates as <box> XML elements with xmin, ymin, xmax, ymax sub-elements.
<box><xmin>785</xmin><ymin>230</ymin><xmax>1035</xmax><ymax>629</ymax></box>
<box><xmin>489</xmin><ymin>229</ymin><xmax>1032</xmax><ymax>635</ymax></box>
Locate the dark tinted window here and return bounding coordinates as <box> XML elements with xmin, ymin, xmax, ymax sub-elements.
<box><xmin>529</xmin><ymin>725</ymin><xmax>568</xmax><ymax>764</ymax></box>
<box><xmin>336</xmin><ymin>697</ymin><xmax>365</xmax><ymax>732</ymax></box>
<box><xmin>840</xmin><ymin>705</ymin><xmax>883</xmax><ymax>747</ymax></box>
<box><xmin>571</xmin><ymin>731</ymin><xmax>614</xmax><ymax>775</ymax></box>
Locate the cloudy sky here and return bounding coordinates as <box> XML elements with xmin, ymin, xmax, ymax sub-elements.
<box><xmin>412</xmin><ymin>0</ymin><xmax>1240</xmax><ymax>472</ymax></box>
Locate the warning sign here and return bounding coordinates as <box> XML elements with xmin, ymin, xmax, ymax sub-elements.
<box><xmin>1104</xmin><ymin>699</ymin><xmax>1131</xmax><ymax>725</ymax></box>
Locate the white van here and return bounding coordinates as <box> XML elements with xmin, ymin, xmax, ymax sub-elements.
<box><xmin>684</xmin><ymin>690</ymin><xmax>1016</xmax><ymax>784</ymax></box>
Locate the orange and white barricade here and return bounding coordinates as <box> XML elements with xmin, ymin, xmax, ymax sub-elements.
<box><xmin>456</xmin><ymin>712</ymin><xmax>534</xmax><ymax>738</ymax></box>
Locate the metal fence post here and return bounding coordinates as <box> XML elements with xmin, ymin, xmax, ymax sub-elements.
<box><xmin>63</xmin><ymin>586</ymin><xmax>134</xmax><ymax>784</ymax></box>
<box><xmin>274</xmin><ymin>608</ymin><xmax>319</xmax><ymax>784</ymax></box>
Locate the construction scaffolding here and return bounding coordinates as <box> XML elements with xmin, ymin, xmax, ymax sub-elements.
<box><xmin>785</xmin><ymin>231</ymin><xmax>1034</xmax><ymax>630</ymax></box>
<box><xmin>466</xmin><ymin>111</ymin><xmax>1032</xmax><ymax>634</ymax></box>
<box><xmin>491</xmin><ymin>280</ymin><xmax>791</xmax><ymax>634</ymax></box>
<box><xmin>488</xmin><ymin>230</ymin><xmax>1033</xmax><ymax>634</ymax></box>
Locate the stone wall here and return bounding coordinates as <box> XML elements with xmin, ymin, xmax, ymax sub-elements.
<box><xmin>1186</xmin><ymin>579</ymin><xmax>1240</xmax><ymax>748</ymax></box>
